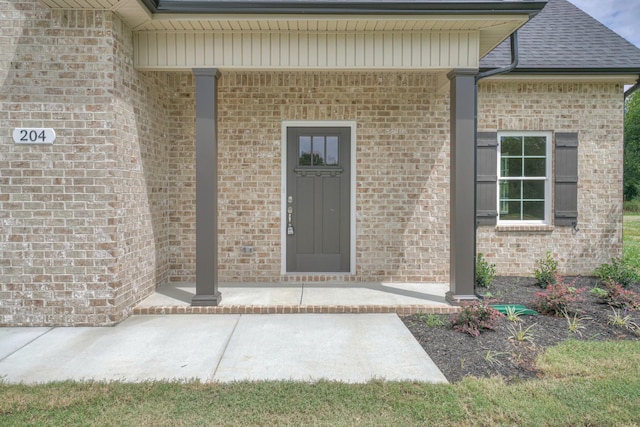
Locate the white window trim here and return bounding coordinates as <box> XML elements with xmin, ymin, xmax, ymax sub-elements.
<box><xmin>280</xmin><ymin>121</ymin><xmax>357</xmax><ymax>275</ymax></box>
<box><xmin>497</xmin><ymin>131</ymin><xmax>553</xmax><ymax>225</ymax></box>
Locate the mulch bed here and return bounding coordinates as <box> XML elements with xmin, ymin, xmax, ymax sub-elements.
<box><xmin>402</xmin><ymin>276</ymin><xmax>640</xmax><ymax>383</ymax></box>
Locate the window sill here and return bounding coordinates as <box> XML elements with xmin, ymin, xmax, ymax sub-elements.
<box><xmin>495</xmin><ymin>224</ymin><xmax>555</xmax><ymax>232</ymax></box>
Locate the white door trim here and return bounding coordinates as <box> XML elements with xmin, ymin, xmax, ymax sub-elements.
<box><xmin>281</xmin><ymin>120</ymin><xmax>357</xmax><ymax>275</ymax></box>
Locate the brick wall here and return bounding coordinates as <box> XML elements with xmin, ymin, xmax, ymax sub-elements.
<box><xmin>0</xmin><ymin>1</ymin><xmax>169</xmax><ymax>325</ymax></box>
<box><xmin>476</xmin><ymin>81</ymin><xmax>624</xmax><ymax>276</ymax></box>
<box><xmin>168</xmin><ymin>74</ymin><xmax>624</xmax><ymax>284</ymax></box>
<box><xmin>0</xmin><ymin>0</ymin><xmax>626</xmax><ymax>325</ymax></box>
<box><xmin>110</xmin><ymin>15</ymin><xmax>171</xmax><ymax>318</ymax></box>
<box><xmin>167</xmin><ymin>72</ymin><xmax>452</xmax><ymax>284</ymax></box>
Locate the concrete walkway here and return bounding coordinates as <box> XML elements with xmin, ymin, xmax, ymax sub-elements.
<box><xmin>0</xmin><ymin>314</ymin><xmax>448</xmax><ymax>384</ymax></box>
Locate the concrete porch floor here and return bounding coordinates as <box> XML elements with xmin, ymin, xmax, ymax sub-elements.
<box><xmin>134</xmin><ymin>282</ymin><xmax>459</xmax><ymax>315</ymax></box>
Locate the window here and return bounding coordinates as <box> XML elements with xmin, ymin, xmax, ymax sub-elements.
<box><xmin>498</xmin><ymin>132</ymin><xmax>552</xmax><ymax>223</ymax></box>
<box><xmin>298</xmin><ymin>135</ymin><xmax>339</xmax><ymax>166</ymax></box>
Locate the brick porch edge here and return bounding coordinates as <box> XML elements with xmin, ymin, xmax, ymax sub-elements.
<box><xmin>132</xmin><ymin>305</ymin><xmax>462</xmax><ymax>315</ymax></box>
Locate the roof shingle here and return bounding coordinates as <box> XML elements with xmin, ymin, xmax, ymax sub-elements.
<box><xmin>480</xmin><ymin>0</ymin><xmax>640</xmax><ymax>73</ymax></box>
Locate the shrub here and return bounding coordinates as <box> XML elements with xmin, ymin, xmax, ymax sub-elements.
<box><xmin>607</xmin><ymin>308</ymin><xmax>637</xmax><ymax>330</ymax></box>
<box><xmin>475</xmin><ymin>253</ymin><xmax>496</xmax><ymax>288</ymax></box>
<box><xmin>594</xmin><ymin>258</ymin><xmax>639</xmax><ymax>288</ymax></box>
<box><xmin>450</xmin><ymin>299</ymin><xmax>504</xmax><ymax>337</ymax></box>
<box><xmin>593</xmin><ymin>281</ymin><xmax>640</xmax><ymax>311</ymax></box>
<box><xmin>507</xmin><ymin>323</ymin><xmax>536</xmax><ymax>343</ymax></box>
<box><xmin>534</xmin><ymin>251</ymin><xmax>558</xmax><ymax>288</ymax></box>
<box><xmin>533</xmin><ymin>276</ymin><xmax>585</xmax><ymax>316</ymax></box>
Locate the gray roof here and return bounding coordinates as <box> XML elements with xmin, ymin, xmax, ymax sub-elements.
<box><xmin>481</xmin><ymin>0</ymin><xmax>640</xmax><ymax>73</ymax></box>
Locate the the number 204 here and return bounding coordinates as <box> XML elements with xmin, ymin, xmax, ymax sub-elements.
<box><xmin>20</xmin><ymin>129</ymin><xmax>46</xmax><ymax>142</ymax></box>
<box><xmin>13</xmin><ymin>128</ymin><xmax>55</xmax><ymax>144</ymax></box>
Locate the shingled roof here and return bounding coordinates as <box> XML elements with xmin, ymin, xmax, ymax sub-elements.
<box><xmin>480</xmin><ymin>0</ymin><xmax>640</xmax><ymax>74</ymax></box>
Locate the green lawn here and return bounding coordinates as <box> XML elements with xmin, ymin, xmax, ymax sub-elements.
<box><xmin>624</xmin><ymin>214</ymin><xmax>640</xmax><ymax>270</ymax></box>
<box><xmin>2</xmin><ymin>340</ymin><xmax>640</xmax><ymax>426</ymax></box>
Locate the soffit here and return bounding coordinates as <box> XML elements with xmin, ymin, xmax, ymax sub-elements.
<box><xmin>40</xmin><ymin>0</ymin><xmax>528</xmax><ymax>58</ymax></box>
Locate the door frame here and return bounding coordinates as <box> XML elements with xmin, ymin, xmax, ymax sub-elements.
<box><xmin>281</xmin><ymin>121</ymin><xmax>357</xmax><ymax>275</ymax></box>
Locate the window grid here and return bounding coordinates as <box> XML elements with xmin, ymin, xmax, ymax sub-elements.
<box><xmin>498</xmin><ymin>134</ymin><xmax>549</xmax><ymax>222</ymax></box>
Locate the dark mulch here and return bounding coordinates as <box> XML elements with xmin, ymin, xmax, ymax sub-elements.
<box><xmin>403</xmin><ymin>277</ymin><xmax>640</xmax><ymax>383</ymax></box>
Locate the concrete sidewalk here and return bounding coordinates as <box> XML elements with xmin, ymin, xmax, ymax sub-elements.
<box><xmin>0</xmin><ymin>314</ymin><xmax>448</xmax><ymax>384</ymax></box>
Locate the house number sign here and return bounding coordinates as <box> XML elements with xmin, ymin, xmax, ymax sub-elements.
<box><xmin>12</xmin><ymin>128</ymin><xmax>56</xmax><ymax>145</ymax></box>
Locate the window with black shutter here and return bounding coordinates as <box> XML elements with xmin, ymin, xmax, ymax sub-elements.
<box><xmin>477</xmin><ymin>131</ymin><xmax>574</xmax><ymax>226</ymax></box>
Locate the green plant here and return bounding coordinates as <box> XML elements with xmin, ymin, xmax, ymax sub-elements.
<box><xmin>533</xmin><ymin>251</ymin><xmax>558</xmax><ymax>288</ymax></box>
<box><xmin>504</xmin><ymin>306</ymin><xmax>524</xmax><ymax>323</ymax></box>
<box><xmin>507</xmin><ymin>323</ymin><xmax>536</xmax><ymax>343</ymax></box>
<box><xmin>533</xmin><ymin>276</ymin><xmax>585</xmax><ymax>316</ymax></box>
<box><xmin>416</xmin><ymin>313</ymin><xmax>445</xmax><ymax>327</ymax></box>
<box><xmin>450</xmin><ymin>299</ymin><xmax>504</xmax><ymax>337</ymax></box>
<box><xmin>594</xmin><ymin>281</ymin><xmax>640</xmax><ymax>311</ymax></box>
<box><xmin>475</xmin><ymin>253</ymin><xmax>496</xmax><ymax>288</ymax></box>
<box><xmin>607</xmin><ymin>308</ymin><xmax>637</xmax><ymax>330</ymax></box>
<box><xmin>563</xmin><ymin>310</ymin><xmax>590</xmax><ymax>336</ymax></box>
<box><xmin>484</xmin><ymin>350</ymin><xmax>505</xmax><ymax>367</ymax></box>
<box><xmin>594</xmin><ymin>257</ymin><xmax>639</xmax><ymax>288</ymax></box>
<box><xmin>589</xmin><ymin>287</ymin><xmax>609</xmax><ymax>299</ymax></box>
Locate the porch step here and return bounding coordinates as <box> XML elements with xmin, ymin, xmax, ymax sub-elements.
<box><xmin>133</xmin><ymin>304</ymin><xmax>460</xmax><ymax>315</ymax></box>
<box><xmin>133</xmin><ymin>282</ymin><xmax>460</xmax><ymax>315</ymax></box>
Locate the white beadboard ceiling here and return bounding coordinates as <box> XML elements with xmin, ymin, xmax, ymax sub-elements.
<box><xmin>39</xmin><ymin>0</ymin><xmax>528</xmax><ymax>70</ymax></box>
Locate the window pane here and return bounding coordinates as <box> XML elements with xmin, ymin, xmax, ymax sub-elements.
<box><xmin>299</xmin><ymin>136</ymin><xmax>311</xmax><ymax>166</ymax></box>
<box><xmin>312</xmin><ymin>136</ymin><xmax>325</xmax><ymax>166</ymax></box>
<box><xmin>501</xmin><ymin>137</ymin><xmax>522</xmax><ymax>156</ymax></box>
<box><xmin>523</xmin><ymin>180</ymin><xmax>545</xmax><ymax>199</ymax></box>
<box><xmin>501</xmin><ymin>158</ymin><xmax>522</xmax><ymax>177</ymax></box>
<box><xmin>523</xmin><ymin>201</ymin><xmax>545</xmax><ymax>220</ymax></box>
<box><xmin>500</xmin><ymin>201</ymin><xmax>522</xmax><ymax>220</ymax></box>
<box><xmin>325</xmin><ymin>136</ymin><xmax>338</xmax><ymax>166</ymax></box>
<box><xmin>524</xmin><ymin>158</ymin><xmax>546</xmax><ymax>176</ymax></box>
<box><xmin>498</xmin><ymin>133</ymin><xmax>549</xmax><ymax>222</ymax></box>
<box><xmin>500</xmin><ymin>180</ymin><xmax>521</xmax><ymax>200</ymax></box>
<box><xmin>524</xmin><ymin>137</ymin><xmax>546</xmax><ymax>156</ymax></box>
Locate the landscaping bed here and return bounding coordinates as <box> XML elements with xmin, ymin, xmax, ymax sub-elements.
<box><xmin>403</xmin><ymin>276</ymin><xmax>640</xmax><ymax>383</ymax></box>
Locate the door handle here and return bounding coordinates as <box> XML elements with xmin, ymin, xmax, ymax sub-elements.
<box><xmin>287</xmin><ymin>205</ymin><xmax>294</xmax><ymax>235</ymax></box>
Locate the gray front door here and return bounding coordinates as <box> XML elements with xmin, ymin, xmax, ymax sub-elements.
<box><xmin>286</xmin><ymin>127</ymin><xmax>351</xmax><ymax>272</ymax></box>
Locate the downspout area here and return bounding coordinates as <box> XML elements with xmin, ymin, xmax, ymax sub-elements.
<box><xmin>473</xmin><ymin>31</ymin><xmax>519</xmax><ymax>296</ymax></box>
<box><xmin>625</xmin><ymin>78</ymin><xmax>640</xmax><ymax>99</ymax></box>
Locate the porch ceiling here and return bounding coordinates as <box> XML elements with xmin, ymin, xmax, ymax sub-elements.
<box><xmin>40</xmin><ymin>0</ymin><xmax>535</xmax><ymax>70</ymax></box>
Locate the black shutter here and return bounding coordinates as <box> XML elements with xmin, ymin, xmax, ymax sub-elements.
<box><xmin>476</xmin><ymin>132</ymin><xmax>498</xmax><ymax>225</ymax></box>
<box><xmin>555</xmin><ymin>132</ymin><xmax>579</xmax><ymax>226</ymax></box>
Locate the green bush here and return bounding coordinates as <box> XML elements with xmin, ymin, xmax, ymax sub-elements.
<box><xmin>475</xmin><ymin>253</ymin><xmax>496</xmax><ymax>288</ymax></box>
<box><xmin>592</xmin><ymin>281</ymin><xmax>640</xmax><ymax>311</ymax></box>
<box><xmin>594</xmin><ymin>258</ymin><xmax>639</xmax><ymax>288</ymax></box>
<box><xmin>534</xmin><ymin>251</ymin><xmax>558</xmax><ymax>288</ymax></box>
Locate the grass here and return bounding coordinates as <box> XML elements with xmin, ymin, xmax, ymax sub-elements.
<box><xmin>623</xmin><ymin>214</ymin><xmax>640</xmax><ymax>271</ymax></box>
<box><xmin>1</xmin><ymin>341</ymin><xmax>639</xmax><ymax>426</ymax></box>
